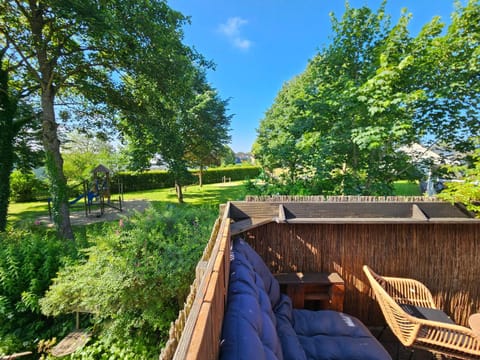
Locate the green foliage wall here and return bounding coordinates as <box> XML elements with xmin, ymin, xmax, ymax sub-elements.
<box><xmin>112</xmin><ymin>166</ymin><xmax>260</xmax><ymax>193</ymax></box>
<box><xmin>0</xmin><ymin>228</ymin><xmax>80</xmax><ymax>355</ymax></box>
<box><xmin>254</xmin><ymin>1</ymin><xmax>480</xmax><ymax>196</ymax></box>
<box><xmin>40</xmin><ymin>204</ymin><xmax>218</xmax><ymax>359</ymax></box>
<box><xmin>196</xmin><ymin>166</ymin><xmax>261</xmax><ymax>184</ymax></box>
<box><xmin>9</xmin><ymin>170</ymin><xmax>48</xmax><ymax>202</ymax></box>
<box><xmin>114</xmin><ymin>170</ymin><xmax>176</xmax><ymax>192</ymax></box>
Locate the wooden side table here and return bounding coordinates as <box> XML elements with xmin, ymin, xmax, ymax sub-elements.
<box><xmin>274</xmin><ymin>272</ymin><xmax>345</xmax><ymax>311</ymax></box>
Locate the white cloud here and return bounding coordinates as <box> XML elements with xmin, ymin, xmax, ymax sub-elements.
<box><xmin>233</xmin><ymin>38</ymin><xmax>252</xmax><ymax>50</ymax></box>
<box><xmin>218</xmin><ymin>17</ymin><xmax>252</xmax><ymax>50</ymax></box>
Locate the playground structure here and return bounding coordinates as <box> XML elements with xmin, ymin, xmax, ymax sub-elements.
<box><xmin>48</xmin><ymin>164</ymin><xmax>124</xmax><ymax>220</ymax></box>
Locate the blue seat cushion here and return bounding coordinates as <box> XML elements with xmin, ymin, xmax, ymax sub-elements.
<box><xmin>275</xmin><ymin>294</ymin><xmax>307</xmax><ymax>360</ymax></box>
<box><xmin>293</xmin><ymin>310</ymin><xmax>391</xmax><ymax>360</ymax></box>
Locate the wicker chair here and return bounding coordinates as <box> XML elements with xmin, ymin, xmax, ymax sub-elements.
<box><xmin>363</xmin><ymin>265</ymin><xmax>480</xmax><ymax>359</ymax></box>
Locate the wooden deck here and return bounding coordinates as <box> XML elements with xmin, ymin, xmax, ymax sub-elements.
<box><xmin>372</xmin><ymin>327</ymin><xmax>443</xmax><ymax>360</ymax></box>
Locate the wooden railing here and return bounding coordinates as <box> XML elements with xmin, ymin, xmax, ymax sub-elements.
<box><xmin>160</xmin><ymin>206</ymin><xmax>231</xmax><ymax>360</ymax></box>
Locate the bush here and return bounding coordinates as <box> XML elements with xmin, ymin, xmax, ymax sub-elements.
<box><xmin>113</xmin><ymin>170</ymin><xmax>175</xmax><ymax>192</ymax></box>
<box><xmin>9</xmin><ymin>170</ymin><xmax>48</xmax><ymax>202</ymax></box>
<box><xmin>199</xmin><ymin>166</ymin><xmax>261</xmax><ymax>184</ymax></box>
<box><xmin>0</xmin><ymin>227</ymin><xmax>80</xmax><ymax>356</ymax></box>
<box><xmin>40</xmin><ymin>204</ymin><xmax>218</xmax><ymax>359</ymax></box>
<box><xmin>112</xmin><ymin>166</ymin><xmax>261</xmax><ymax>193</ymax></box>
<box><xmin>438</xmin><ymin>144</ymin><xmax>480</xmax><ymax>214</ymax></box>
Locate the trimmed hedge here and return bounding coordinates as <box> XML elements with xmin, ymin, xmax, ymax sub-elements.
<box><xmin>112</xmin><ymin>171</ymin><xmax>175</xmax><ymax>192</ymax></box>
<box><xmin>111</xmin><ymin>166</ymin><xmax>260</xmax><ymax>193</ymax></box>
<box><xmin>193</xmin><ymin>166</ymin><xmax>261</xmax><ymax>185</ymax></box>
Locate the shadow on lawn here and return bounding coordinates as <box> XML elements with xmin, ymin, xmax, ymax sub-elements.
<box><xmin>181</xmin><ymin>184</ymin><xmax>248</xmax><ymax>205</ymax></box>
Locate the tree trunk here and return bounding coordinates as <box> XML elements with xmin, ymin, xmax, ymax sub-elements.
<box><xmin>175</xmin><ymin>180</ymin><xmax>184</xmax><ymax>203</ymax></box>
<box><xmin>199</xmin><ymin>165</ymin><xmax>204</xmax><ymax>187</ymax></box>
<box><xmin>41</xmin><ymin>89</ymin><xmax>74</xmax><ymax>240</ymax></box>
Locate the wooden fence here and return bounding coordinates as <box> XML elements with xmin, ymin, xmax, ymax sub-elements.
<box><xmin>243</xmin><ymin>221</ymin><xmax>480</xmax><ymax>326</ymax></box>
<box><xmin>160</xmin><ymin>197</ymin><xmax>480</xmax><ymax>358</ymax></box>
<box><xmin>160</xmin><ymin>207</ymin><xmax>231</xmax><ymax>360</ymax></box>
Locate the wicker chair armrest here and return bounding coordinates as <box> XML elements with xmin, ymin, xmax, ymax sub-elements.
<box><xmin>381</xmin><ymin>275</ymin><xmax>436</xmax><ymax>308</ymax></box>
<box><xmin>413</xmin><ymin>318</ymin><xmax>480</xmax><ymax>352</ymax></box>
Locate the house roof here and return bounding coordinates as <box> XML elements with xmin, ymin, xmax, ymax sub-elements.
<box><xmin>91</xmin><ymin>164</ymin><xmax>111</xmax><ymax>174</ymax></box>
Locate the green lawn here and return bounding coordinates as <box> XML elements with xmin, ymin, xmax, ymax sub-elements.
<box><xmin>393</xmin><ymin>181</ymin><xmax>422</xmax><ymax>196</ymax></box>
<box><xmin>122</xmin><ymin>180</ymin><xmax>248</xmax><ymax>205</ymax></box>
<box><xmin>7</xmin><ymin>180</ymin><xmax>422</xmax><ymax>224</ymax></box>
<box><xmin>7</xmin><ymin>181</ymin><xmax>248</xmax><ymax>224</ymax></box>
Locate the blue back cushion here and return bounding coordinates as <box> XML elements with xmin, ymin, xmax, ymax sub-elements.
<box><xmin>232</xmin><ymin>237</ymin><xmax>281</xmax><ymax>308</ymax></box>
<box><xmin>219</xmin><ymin>250</ymin><xmax>283</xmax><ymax>360</ymax></box>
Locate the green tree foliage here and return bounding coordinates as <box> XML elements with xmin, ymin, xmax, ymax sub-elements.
<box><xmin>0</xmin><ymin>46</ymin><xmax>43</xmax><ymax>231</ymax></box>
<box><xmin>221</xmin><ymin>146</ymin><xmax>237</xmax><ymax>166</ymax></box>
<box><xmin>184</xmin><ymin>74</ymin><xmax>232</xmax><ymax>186</ymax></box>
<box><xmin>411</xmin><ymin>0</ymin><xmax>480</xmax><ymax>150</ymax></box>
<box><xmin>438</xmin><ymin>139</ymin><xmax>480</xmax><ymax>214</ymax></box>
<box><xmin>9</xmin><ymin>170</ymin><xmax>47</xmax><ymax>202</ymax></box>
<box><xmin>62</xmin><ymin>130</ymin><xmax>127</xmax><ymax>187</ymax></box>
<box><xmin>40</xmin><ymin>205</ymin><xmax>218</xmax><ymax>358</ymax></box>
<box><xmin>117</xmin><ymin>67</ymin><xmax>231</xmax><ymax>201</ymax></box>
<box><xmin>0</xmin><ymin>228</ymin><xmax>79</xmax><ymax>355</ymax></box>
<box><xmin>0</xmin><ymin>0</ymin><xmax>202</xmax><ymax>238</ymax></box>
<box><xmin>254</xmin><ymin>1</ymin><xmax>479</xmax><ymax>196</ymax></box>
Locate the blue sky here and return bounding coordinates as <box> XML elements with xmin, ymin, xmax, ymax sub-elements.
<box><xmin>170</xmin><ymin>1</ymin><xmax>462</xmax><ymax>153</ymax></box>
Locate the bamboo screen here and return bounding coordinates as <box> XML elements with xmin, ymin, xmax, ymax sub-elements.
<box><xmin>240</xmin><ymin>221</ymin><xmax>480</xmax><ymax>326</ymax></box>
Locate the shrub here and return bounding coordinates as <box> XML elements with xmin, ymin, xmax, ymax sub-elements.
<box><xmin>438</xmin><ymin>144</ymin><xmax>480</xmax><ymax>214</ymax></box>
<box><xmin>198</xmin><ymin>166</ymin><xmax>261</xmax><ymax>184</ymax></box>
<box><xmin>0</xmin><ymin>227</ymin><xmax>79</xmax><ymax>356</ymax></box>
<box><xmin>9</xmin><ymin>170</ymin><xmax>48</xmax><ymax>202</ymax></box>
<box><xmin>112</xmin><ymin>166</ymin><xmax>261</xmax><ymax>193</ymax></box>
<box><xmin>40</xmin><ymin>204</ymin><xmax>218</xmax><ymax>359</ymax></box>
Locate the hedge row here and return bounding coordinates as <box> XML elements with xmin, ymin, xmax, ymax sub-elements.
<box><xmin>111</xmin><ymin>166</ymin><xmax>261</xmax><ymax>193</ymax></box>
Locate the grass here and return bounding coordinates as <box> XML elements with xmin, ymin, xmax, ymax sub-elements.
<box><xmin>7</xmin><ymin>181</ymin><xmax>248</xmax><ymax>225</ymax></box>
<box><xmin>393</xmin><ymin>181</ymin><xmax>422</xmax><ymax>196</ymax></box>
<box><xmin>7</xmin><ymin>180</ymin><xmax>422</xmax><ymax>224</ymax></box>
<box><xmin>122</xmin><ymin>180</ymin><xmax>248</xmax><ymax>205</ymax></box>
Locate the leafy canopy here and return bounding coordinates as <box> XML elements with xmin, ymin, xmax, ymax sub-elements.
<box><xmin>254</xmin><ymin>0</ymin><xmax>479</xmax><ymax>196</ymax></box>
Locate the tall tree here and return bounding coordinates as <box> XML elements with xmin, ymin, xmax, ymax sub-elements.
<box><xmin>115</xmin><ymin>73</ymin><xmax>195</xmax><ymax>203</ymax></box>
<box><xmin>254</xmin><ymin>1</ymin><xmax>479</xmax><ymax>196</ymax></box>
<box><xmin>115</xmin><ymin>64</ymin><xmax>232</xmax><ymax>201</ymax></box>
<box><xmin>254</xmin><ymin>76</ymin><xmax>310</xmax><ymax>183</ymax></box>
<box><xmin>411</xmin><ymin>0</ymin><xmax>480</xmax><ymax>151</ymax></box>
<box><xmin>0</xmin><ymin>0</ymin><xmax>200</xmax><ymax>237</ymax></box>
<box><xmin>0</xmin><ymin>44</ymin><xmax>42</xmax><ymax>232</ymax></box>
<box><xmin>184</xmin><ymin>75</ymin><xmax>232</xmax><ymax>186</ymax></box>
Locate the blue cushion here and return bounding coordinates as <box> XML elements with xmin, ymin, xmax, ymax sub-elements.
<box><xmin>233</xmin><ymin>237</ymin><xmax>281</xmax><ymax>307</ymax></box>
<box><xmin>276</xmin><ymin>295</ymin><xmax>307</xmax><ymax>360</ymax></box>
<box><xmin>220</xmin><ymin>309</ymin><xmax>266</xmax><ymax>360</ymax></box>
<box><xmin>293</xmin><ymin>310</ymin><xmax>370</xmax><ymax>337</ymax></box>
<box><xmin>293</xmin><ymin>310</ymin><xmax>391</xmax><ymax>360</ymax></box>
<box><xmin>297</xmin><ymin>334</ymin><xmax>391</xmax><ymax>360</ymax></box>
<box><xmin>219</xmin><ymin>250</ymin><xmax>283</xmax><ymax>360</ymax></box>
<box><xmin>222</xmin><ymin>241</ymin><xmax>391</xmax><ymax>360</ymax></box>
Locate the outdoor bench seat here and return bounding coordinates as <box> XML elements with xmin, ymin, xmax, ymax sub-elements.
<box><xmin>219</xmin><ymin>238</ymin><xmax>391</xmax><ymax>360</ymax></box>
